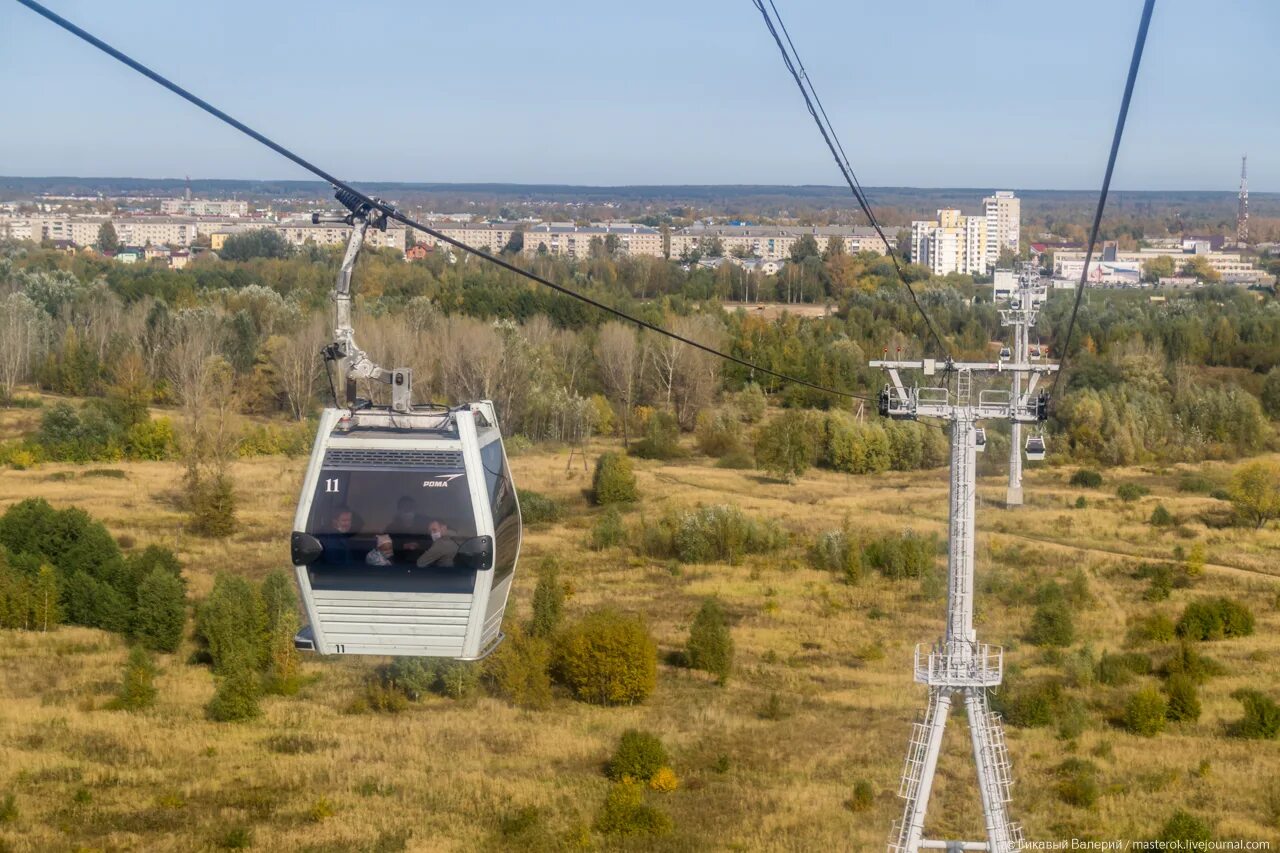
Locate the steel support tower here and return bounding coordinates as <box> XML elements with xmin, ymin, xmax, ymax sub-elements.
<box><xmin>1000</xmin><ymin>266</ymin><xmax>1048</xmax><ymax>507</ymax></box>
<box><xmin>874</xmin><ymin>350</ymin><xmax>1056</xmax><ymax>853</ymax></box>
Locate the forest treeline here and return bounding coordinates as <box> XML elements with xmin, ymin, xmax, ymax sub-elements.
<box><xmin>2</xmin><ymin>239</ymin><xmax>1280</xmax><ymax>481</ymax></box>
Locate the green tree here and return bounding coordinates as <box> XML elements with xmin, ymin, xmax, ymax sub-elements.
<box><xmin>219</xmin><ymin>230</ymin><xmax>292</xmax><ymax>262</ymax></box>
<box><xmin>32</xmin><ymin>564</ymin><xmax>61</xmax><ymax>632</ymax></box>
<box><xmin>97</xmin><ymin>221</ymin><xmax>120</xmax><ymax>253</ymax></box>
<box><xmin>529</xmin><ymin>558</ymin><xmax>564</xmax><ymax>639</ymax></box>
<box><xmin>109</xmin><ymin>646</ymin><xmax>157</xmax><ymax>711</ymax></box>
<box><xmin>132</xmin><ymin>568</ymin><xmax>186</xmax><ymax>652</ymax></box>
<box><xmin>686</xmin><ymin>597</ymin><xmax>733</xmax><ymax>684</ymax></box>
<box><xmin>754</xmin><ymin>410</ymin><xmax>818</xmax><ymax>481</ymax></box>
<box><xmin>789</xmin><ymin>234</ymin><xmax>820</xmax><ymax>263</ymax></box>
<box><xmin>1142</xmin><ymin>254</ymin><xmax>1175</xmax><ymax>282</ymax></box>
<box><xmin>1028</xmin><ymin>598</ymin><xmax>1075</xmax><ymax>647</ymax></box>
<box><xmin>1228</xmin><ymin>689</ymin><xmax>1280</xmax><ymax>739</ymax></box>
<box><xmin>1228</xmin><ymin>461</ymin><xmax>1280</xmax><ymax>528</ymax></box>
<box><xmin>260</xmin><ymin>570</ymin><xmax>301</xmax><ymax>695</ymax></box>
<box><xmin>484</xmin><ymin>624</ymin><xmax>553</xmax><ymax>710</ymax></box>
<box><xmin>1261</xmin><ymin>366</ymin><xmax>1280</xmax><ymax>419</ymax></box>
<box><xmin>197</xmin><ymin>574</ymin><xmax>266</xmax><ymax>674</ymax></box>
<box><xmin>206</xmin><ymin>665</ymin><xmax>262</xmax><ymax>722</ymax></box>
<box><xmin>1181</xmin><ymin>255</ymin><xmax>1221</xmax><ymax>283</ymax></box>
<box><xmin>592</xmin><ymin>452</ymin><xmax>638</xmax><ymax>505</ymax></box>
<box><xmin>607</xmin><ymin>730</ymin><xmax>669</xmax><ymax>782</ymax></box>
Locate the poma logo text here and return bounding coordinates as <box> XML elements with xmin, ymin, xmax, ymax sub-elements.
<box><xmin>422</xmin><ymin>474</ymin><xmax>463</xmax><ymax>488</ymax></box>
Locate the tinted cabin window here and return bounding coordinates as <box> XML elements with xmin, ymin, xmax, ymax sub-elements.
<box><xmin>479</xmin><ymin>439</ymin><xmax>520</xmax><ymax>586</ymax></box>
<box><xmin>306</xmin><ymin>467</ymin><xmax>477</xmax><ymax>579</ymax></box>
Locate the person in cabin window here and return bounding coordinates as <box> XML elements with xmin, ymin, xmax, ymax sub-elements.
<box><xmin>415</xmin><ymin>520</ymin><xmax>459</xmax><ymax>568</ymax></box>
<box><xmin>324</xmin><ymin>507</ymin><xmax>359</xmax><ymax>565</ymax></box>
<box><xmin>366</xmin><ymin>534</ymin><xmax>395</xmax><ymax>567</ymax></box>
<box><xmin>390</xmin><ymin>496</ymin><xmax>430</xmax><ymax>557</ymax></box>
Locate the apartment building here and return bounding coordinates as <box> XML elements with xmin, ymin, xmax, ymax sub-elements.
<box><xmin>411</xmin><ymin>221</ymin><xmax>523</xmax><ymax>254</ymax></box>
<box><xmin>1053</xmin><ymin>245</ymin><xmax>1268</xmax><ymax>285</ymax></box>
<box><xmin>523</xmin><ymin>223</ymin><xmax>664</xmax><ymax>259</ymax></box>
<box><xmin>669</xmin><ymin>224</ymin><xmax>887</xmax><ymax>262</ymax></box>
<box><xmin>277</xmin><ymin>219</ymin><xmax>407</xmax><ymax>252</ymax></box>
<box><xmin>160</xmin><ymin>198</ymin><xmax>249</xmax><ymax>217</ymax></box>
<box><xmin>911</xmin><ymin>191</ymin><xmax>1019</xmax><ymax>275</ymax></box>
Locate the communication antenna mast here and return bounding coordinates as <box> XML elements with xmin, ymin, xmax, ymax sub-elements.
<box><xmin>874</xmin><ymin>346</ymin><xmax>1056</xmax><ymax>852</ymax></box>
<box><xmin>1000</xmin><ymin>263</ymin><xmax>1048</xmax><ymax>507</ymax></box>
<box><xmin>1237</xmin><ymin>154</ymin><xmax>1249</xmax><ymax>245</ymax></box>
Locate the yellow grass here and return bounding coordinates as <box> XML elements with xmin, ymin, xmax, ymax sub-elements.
<box><xmin>1</xmin><ymin>440</ymin><xmax>1279</xmax><ymax>850</ymax></box>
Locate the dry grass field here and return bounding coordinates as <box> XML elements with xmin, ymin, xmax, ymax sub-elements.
<box><xmin>1</xmin><ymin>431</ymin><xmax>1279</xmax><ymax>851</ymax></box>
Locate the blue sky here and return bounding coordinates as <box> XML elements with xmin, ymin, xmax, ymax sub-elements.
<box><xmin>0</xmin><ymin>0</ymin><xmax>1274</xmax><ymax>190</ymax></box>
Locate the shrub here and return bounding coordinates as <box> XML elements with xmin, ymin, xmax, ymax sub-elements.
<box><xmin>1070</xmin><ymin>469</ymin><xmax>1103</xmax><ymax>488</ymax></box>
<box><xmin>529</xmin><ymin>558</ymin><xmax>564</xmax><ymax>639</ymax></box>
<box><xmin>1123</xmin><ymin>687</ymin><xmax>1167</xmax><ymax>737</ymax></box>
<box><xmin>0</xmin><ymin>792</ymin><xmax>16</xmax><ymax>823</ymax></box>
<box><xmin>1117</xmin><ymin>482</ymin><xmax>1149</xmax><ymax>502</ymax></box>
<box><xmin>206</xmin><ymin>667</ymin><xmax>262</xmax><ymax>722</ymax></box>
<box><xmin>754</xmin><ymin>410</ymin><xmax>819</xmax><ymax>481</ymax></box>
<box><xmin>484</xmin><ymin>625</ymin><xmax>553</xmax><ymax>710</ymax></box>
<box><xmin>518</xmin><ymin>490</ymin><xmax>563</xmax><ymax>526</ymax></box>
<box><xmin>1176</xmin><ymin>597</ymin><xmax>1254</xmax><ymax>641</ymax></box>
<box><xmin>820</xmin><ymin>412</ymin><xmax>891</xmax><ymax>475</ymax></box>
<box><xmin>1095</xmin><ymin>651</ymin><xmax>1151</xmax><ymax>686</ymax></box>
<box><xmin>1055</xmin><ymin>758</ymin><xmax>1100</xmax><ymax>808</ymax></box>
<box><xmin>1028</xmin><ymin>597</ymin><xmax>1075</xmax><ymax>648</ymax></box>
<box><xmin>715</xmin><ymin>448</ymin><xmax>755</xmax><ymax>469</ymax></box>
<box><xmin>1127</xmin><ymin>612</ymin><xmax>1175</xmax><ymax>645</ymax></box>
<box><xmin>686</xmin><ymin>598</ymin><xmax>733</xmax><ymax>684</ymax></box>
<box><xmin>1164</xmin><ymin>674</ymin><xmax>1201</xmax><ymax>723</ymax></box>
<box><xmin>593</xmin><ymin>780</ymin><xmax>672</xmax><ymax>837</ymax></box>
<box><xmin>383</xmin><ymin>657</ymin><xmax>439</xmax><ymax>701</ymax></box>
<box><xmin>865</xmin><ymin>530</ymin><xmax>936</xmax><ymax>580</ymax></box>
<box><xmin>648</xmin><ymin>767</ymin><xmax>679</xmax><ymax>793</ymax></box>
<box><xmin>132</xmin><ymin>568</ymin><xmax>186</xmax><ymax>653</ymax></box>
<box><xmin>1161</xmin><ymin>642</ymin><xmax>1223</xmax><ymax>684</ymax></box>
<box><xmin>554</xmin><ymin>609</ymin><xmax>657</xmax><ymax>706</ymax></box>
<box><xmin>809</xmin><ymin>525</ymin><xmax>863</xmax><ymax>584</ymax></box>
<box><xmin>1178</xmin><ymin>474</ymin><xmax>1214</xmax><ymax>493</ymax></box>
<box><xmin>737</xmin><ymin>383</ymin><xmax>767</xmax><ymax>422</ymax></box>
<box><xmin>993</xmin><ymin>679</ymin><xmax>1063</xmax><ymax>728</ymax></box>
<box><xmin>1075</xmin><ymin>496</ymin><xmax>1087</xmax><ymax>509</ymax></box>
<box><xmin>668</xmin><ymin>504</ymin><xmax>785</xmax><ymax>565</ymax></box>
<box><xmin>607</xmin><ymin>730</ymin><xmax>669</xmax><ymax>782</ymax></box>
<box><xmin>1153</xmin><ymin>809</ymin><xmax>1213</xmax><ymax>844</ymax></box>
<box><xmin>592</xmin><ymin>453</ymin><xmax>638</xmax><ymax>505</ymax></box>
<box><xmin>124</xmin><ymin>417</ymin><xmax>176</xmax><ymax>461</ymax></box>
<box><xmin>847</xmin><ymin>780</ymin><xmax>874</xmax><ymax>813</ymax></box>
<box><xmin>1149</xmin><ymin>504</ymin><xmax>1175</xmax><ymax>527</ymax></box>
<box><xmin>631</xmin><ymin>410</ymin><xmax>683</xmax><ymax>460</ymax></box>
<box><xmin>695</xmin><ymin>409</ymin><xmax>744</xmax><ymax>457</ymax></box>
<box><xmin>108</xmin><ymin>647</ymin><xmax>158</xmax><ymax>711</ymax></box>
<box><xmin>1228</xmin><ymin>689</ymin><xmax>1280</xmax><ymax>739</ymax></box>
<box><xmin>588</xmin><ymin>507</ymin><xmax>627</xmax><ymax>551</ymax></box>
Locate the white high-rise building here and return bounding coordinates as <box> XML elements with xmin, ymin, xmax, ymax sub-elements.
<box><xmin>983</xmin><ymin>191</ymin><xmax>1020</xmax><ymax>269</ymax></box>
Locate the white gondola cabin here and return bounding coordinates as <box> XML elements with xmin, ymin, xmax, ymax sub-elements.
<box><xmin>290</xmin><ymin>402</ymin><xmax>521</xmax><ymax>659</ymax></box>
<box><xmin>974</xmin><ymin>427</ymin><xmax>987</xmax><ymax>452</ymax></box>
<box><xmin>1025</xmin><ymin>434</ymin><xmax>1046</xmax><ymax>461</ymax></box>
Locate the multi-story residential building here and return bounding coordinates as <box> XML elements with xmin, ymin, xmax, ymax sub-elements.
<box><xmin>523</xmin><ymin>223</ymin><xmax>664</xmax><ymax>259</ymax></box>
<box><xmin>411</xmin><ymin>221</ymin><xmax>524</xmax><ymax>255</ymax></box>
<box><xmin>911</xmin><ymin>191</ymin><xmax>1019</xmax><ymax>274</ymax></box>
<box><xmin>1053</xmin><ymin>244</ymin><xmax>1268</xmax><ymax>285</ymax></box>
<box><xmin>160</xmin><ymin>198</ymin><xmax>249</xmax><ymax>217</ymax></box>
<box><xmin>668</xmin><ymin>224</ymin><xmax>887</xmax><ymax>262</ymax></box>
<box><xmin>277</xmin><ymin>219</ymin><xmax>407</xmax><ymax>252</ymax></box>
<box><xmin>983</xmin><ymin>191</ymin><xmax>1020</xmax><ymax>268</ymax></box>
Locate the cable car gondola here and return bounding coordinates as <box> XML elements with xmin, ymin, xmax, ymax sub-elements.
<box><xmin>1025</xmin><ymin>434</ymin><xmax>1046</xmax><ymax>462</ymax></box>
<box><xmin>998</xmin><ymin>346</ymin><xmax>1012</xmax><ymax>361</ymax></box>
<box><xmin>290</xmin><ymin>194</ymin><xmax>521</xmax><ymax>659</ymax></box>
<box><xmin>974</xmin><ymin>427</ymin><xmax>986</xmax><ymax>452</ymax></box>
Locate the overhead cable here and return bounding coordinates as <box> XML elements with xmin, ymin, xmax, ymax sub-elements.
<box><xmin>13</xmin><ymin>0</ymin><xmax>870</xmax><ymax>403</ymax></box>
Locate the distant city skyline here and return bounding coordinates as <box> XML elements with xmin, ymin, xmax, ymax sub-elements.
<box><xmin>0</xmin><ymin>0</ymin><xmax>1275</xmax><ymax>192</ymax></box>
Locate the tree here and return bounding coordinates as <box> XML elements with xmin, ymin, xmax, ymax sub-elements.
<box><xmin>132</xmin><ymin>568</ymin><xmax>186</xmax><ymax>652</ymax></box>
<box><xmin>596</xmin><ymin>322</ymin><xmax>641</xmax><ymax>448</ymax></box>
<box><xmin>1164</xmin><ymin>674</ymin><xmax>1201</xmax><ymax>722</ymax></box>
<box><xmin>1180</xmin><ymin>255</ymin><xmax>1221</xmax><ymax>283</ymax></box>
<box><xmin>686</xmin><ymin>598</ymin><xmax>733</xmax><ymax>684</ymax></box>
<box><xmin>1261</xmin><ymin>366</ymin><xmax>1280</xmax><ymax>418</ymax></box>
<box><xmin>1228</xmin><ymin>461</ymin><xmax>1280</xmax><ymax>529</ymax></box>
<box><xmin>219</xmin><ymin>230</ymin><xmax>291</xmax><ymax>261</ymax></box>
<box><xmin>32</xmin><ymin>564</ymin><xmax>61</xmax><ymax>632</ymax></box>
<box><xmin>754</xmin><ymin>410</ymin><xmax>818</xmax><ymax>481</ymax></box>
<box><xmin>1142</xmin><ymin>255</ymin><xmax>1174</xmax><ymax>282</ymax></box>
<box><xmin>553</xmin><ymin>609</ymin><xmax>657</xmax><ymax>706</ymax></box>
<box><xmin>109</xmin><ymin>647</ymin><xmax>157</xmax><ymax>711</ymax></box>
<box><xmin>0</xmin><ymin>292</ymin><xmax>48</xmax><ymax>402</ymax></box>
<box><xmin>268</xmin><ymin>312</ymin><xmax>328</xmax><ymax>420</ymax></box>
<box><xmin>97</xmin><ymin>221</ymin><xmax>120</xmax><ymax>253</ymax></box>
<box><xmin>261</xmin><ymin>571</ymin><xmax>301</xmax><ymax>695</ymax></box>
<box><xmin>789</xmin><ymin>234</ymin><xmax>820</xmax><ymax>263</ymax></box>
<box><xmin>197</xmin><ymin>574</ymin><xmax>266</xmax><ymax>675</ymax></box>
<box><xmin>592</xmin><ymin>453</ymin><xmax>638</xmax><ymax>505</ymax></box>
<box><xmin>529</xmin><ymin>558</ymin><xmax>564</xmax><ymax>639</ymax></box>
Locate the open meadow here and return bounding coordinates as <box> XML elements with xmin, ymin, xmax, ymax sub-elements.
<box><xmin>1</xmin><ymin>426</ymin><xmax>1279</xmax><ymax>851</ymax></box>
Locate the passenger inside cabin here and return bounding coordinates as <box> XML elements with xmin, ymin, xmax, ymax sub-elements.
<box><xmin>391</xmin><ymin>495</ymin><xmax>430</xmax><ymax>558</ymax></box>
<box><xmin>324</xmin><ymin>506</ymin><xmax>359</xmax><ymax>565</ymax></box>
<box><xmin>366</xmin><ymin>534</ymin><xmax>395</xmax><ymax>567</ymax></box>
<box><xmin>415</xmin><ymin>520</ymin><xmax>459</xmax><ymax>568</ymax></box>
